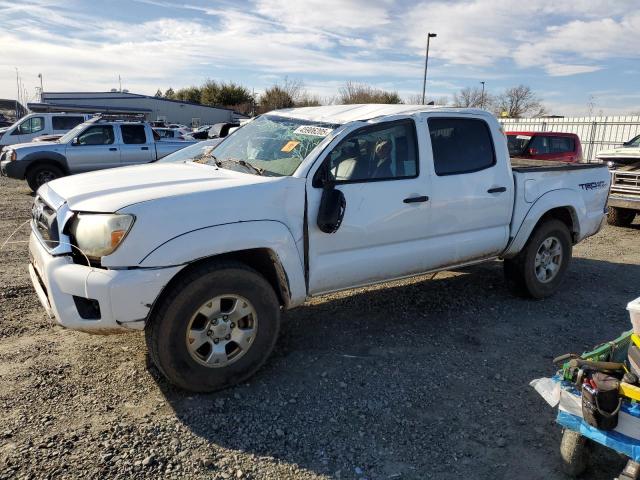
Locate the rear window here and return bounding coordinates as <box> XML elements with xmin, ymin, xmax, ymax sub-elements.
<box><xmin>549</xmin><ymin>136</ymin><xmax>574</xmax><ymax>153</ymax></box>
<box><xmin>121</xmin><ymin>124</ymin><xmax>147</xmax><ymax>144</ymax></box>
<box><xmin>52</xmin><ymin>116</ymin><xmax>85</xmax><ymax>130</ymax></box>
<box><xmin>428</xmin><ymin>118</ymin><xmax>496</xmax><ymax>175</ymax></box>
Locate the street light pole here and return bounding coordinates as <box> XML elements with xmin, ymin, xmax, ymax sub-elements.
<box><xmin>421</xmin><ymin>33</ymin><xmax>437</xmax><ymax>105</ymax></box>
<box><xmin>480</xmin><ymin>81</ymin><xmax>485</xmax><ymax>109</ymax></box>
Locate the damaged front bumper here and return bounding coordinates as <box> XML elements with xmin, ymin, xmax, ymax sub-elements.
<box><xmin>28</xmin><ymin>232</ymin><xmax>182</xmax><ymax>333</ymax></box>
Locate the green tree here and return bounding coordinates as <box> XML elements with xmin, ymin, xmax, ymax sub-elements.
<box><xmin>260</xmin><ymin>85</ymin><xmax>295</xmax><ymax>112</ymax></box>
<box><xmin>154</xmin><ymin>89</ymin><xmax>163</xmax><ymax>97</ymax></box>
<box><xmin>173</xmin><ymin>86</ymin><xmax>202</xmax><ymax>104</ymax></box>
<box><xmin>163</xmin><ymin>87</ymin><xmax>175</xmax><ymax>99</ymax></box>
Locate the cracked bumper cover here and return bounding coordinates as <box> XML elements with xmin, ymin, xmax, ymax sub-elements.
<box><xmin>28</xmin><ymin>233</ymin><xmax>182</xmax><ymax>333</ymax></box>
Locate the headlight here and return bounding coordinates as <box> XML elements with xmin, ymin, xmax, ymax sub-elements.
<box><xmin>69</xmin><ymin>213</ymin><xmax>134</xmax><ymax>260</ymax></box>
<box><xmin>7</xmin><ymin>149</ymin><xmax>16</xmax><ymax>161</ymax></box>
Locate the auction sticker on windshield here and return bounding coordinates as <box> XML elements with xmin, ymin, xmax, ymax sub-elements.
<box><xmin>293</xmin><ymin>125</ymin><xmax>333</xmax><ymax>137</ymax></box>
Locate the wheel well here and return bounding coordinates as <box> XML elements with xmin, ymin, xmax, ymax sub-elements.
<box><xmin>151</xmin><ymin>248</ymin><xmax>291</xmax><ymax>317</ymax></box>
<box><xmin>25</xmin><ymin>160</ymin><xmax>68</xmax><ymax>176</ymax></box>
<box><xmin>537</xmin><ymin>207</ymin><xmax>578</xmax><ymax>243</ymax></box>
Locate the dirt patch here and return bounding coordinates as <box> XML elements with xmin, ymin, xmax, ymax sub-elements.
<box><xmin>1</xmin><ymin>174</ymin><xmax>639</xmax><ymax>479</ymax></box>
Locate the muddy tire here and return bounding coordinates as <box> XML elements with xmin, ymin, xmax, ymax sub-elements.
<box><xmin>146</xmin><ymin>260</ymin><xmax>280</xmax><ymax>392</ymax></box>
<box><xmin>26</xmin><ymin>164</ymin><xmax>64</xmax><ymax>192</ymax></box>
<box><xmin>503</xmin><ymin>219</ymin><xmax>572</xmax><ymax>299</ymax></box>
<box><xmin>560</xmin><ymin>429</ymin><xmax>589</xmax><ymax>477</ymax></box>
<box><xmin>607</xmin><ymin>207</ymin><xmax>636</xmax><ymax>227</ymax></box>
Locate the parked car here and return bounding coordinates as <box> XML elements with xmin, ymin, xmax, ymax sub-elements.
<box><xmin>153</xmin><ymin>127</ymin><xmax>194</xmax><ymax>141</ymax></box>
<box><xmin>155</xmin><ymin>138</ymin><xmax>223</xmax><ymax>163</ymax></box>
<box><xmin>26</xmin><ymin>105</ymin><xmax>610</xmax><ymax>392</ymax></box>
<box><xmin>597</xmin><ymin>135</ymin><xmax>640</xmax><ymax>227</ymax></box>
<box><xmin>207</xmin><ymin>122</ymin><xmax>241</xmax><ymax>139</ymax></box>
<box><xmin>190</xmin><ymin>125</ymin><xmax>213</xmax><ymax>140</ymax></box>
<box><xmin>0</xmin><ymin>113</ymin><xmax>92</xmax><ymax>149</ymax></box>
<box><xmin>1</xmin><ymin>118</ymin><xmax>194</xmax><ymax>191</ymax></box>
<box><xmin>506</xmin><ymin>131</ymin><xmax>583</xmax><ymax>163</ymax></box>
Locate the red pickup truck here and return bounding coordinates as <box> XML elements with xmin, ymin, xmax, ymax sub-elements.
<box><xmin>506</xmin><ymin>131</ymin><xmax>583</xmax><ymax>163</ymax></box>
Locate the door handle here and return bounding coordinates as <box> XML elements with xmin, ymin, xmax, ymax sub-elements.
<box><xmin>487</xmin><ymin>187</ymin><xmax>507</xmax><ymax>193</ymax></box>
<box><xmin>141</xmin><ymin>146</ymin><xmax>149</xmax><ymax>150</ymax></box>
<box><xmin>109</xmin><ymin>147</ymin><xmax>118</xmax><ymax>151</ymax></box>
<box><xmin>403</xmin><ymin>195</ymin><xmax>429</xmax><ymax>203</ymax></box>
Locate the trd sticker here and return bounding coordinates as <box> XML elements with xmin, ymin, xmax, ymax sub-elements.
<box><xmin>579</xmin><ymin>181</ymin><xmax>607</xmax><ymax>190</ymax></box>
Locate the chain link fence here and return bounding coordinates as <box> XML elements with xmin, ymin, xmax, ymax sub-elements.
<box><xmin>499</xmin><ymin>116</ymin><xmax>640</xmax><ymax>162</ymax></box>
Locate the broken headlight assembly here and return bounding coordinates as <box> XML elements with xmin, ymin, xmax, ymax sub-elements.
<box><xmin>68</xmin><ymin>213</ymin><xmax>134</xmax><ymax>260</ymax></box>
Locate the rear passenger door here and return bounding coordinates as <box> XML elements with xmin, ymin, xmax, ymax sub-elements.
<box><xmin>119</xmin><ymin>125</ymin><xmax>154</xmax><ymax>165</ymax></box>
<box><xmin>425</xmin><ymin>116</ymin><xmax>513</xmax><ymax>265</ymax></box>
<box><xmin>52</xmin><ymin>116</ymin><xmax>85</xmax><ymax>135</ymax></box>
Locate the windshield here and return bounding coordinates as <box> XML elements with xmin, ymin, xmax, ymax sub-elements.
<box><xmin>58</xmin><ymin>123</ymin><xmax>89</xmax><ymax>143</ymax></box>
<box><xmin>206</xmin><ymin>115</ymin><xmax>340</xmax><ymax>176</ymax></box>
<box><xmin>626</xmin><ymin>134</ymin><xmax>640</xmax><ymax>147</ymax></box>
<box><xmin>507</xmin><ymin>134</ymin><xmax>532</xmax><ymax>156</ymax></box>
<box><xmin>157</xmin><ymin>139</ymin><xmax>221</xmax><ymax>163</ymax></box>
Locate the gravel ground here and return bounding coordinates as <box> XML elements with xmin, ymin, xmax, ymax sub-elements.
<box><xmin>1</xmin><ymin>174</ymin><xmax>640</xmax><ymax>480</ymax></box>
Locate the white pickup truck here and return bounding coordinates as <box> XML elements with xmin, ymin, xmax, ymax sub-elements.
<box><xmin>27</xmin><ymin>105</ymin><xmax>610</xmax><ymax>391</ymax></box>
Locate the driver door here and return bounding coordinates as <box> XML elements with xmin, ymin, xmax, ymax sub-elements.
<box><xmin>64</xmin><ymin>125</ymin><xmax>121</xmax><ymax>172</ymax></box>
<box><xmin>306</xmin><ymin>118</ymin><xmax>432</xmax><ymax>295</ymax></box>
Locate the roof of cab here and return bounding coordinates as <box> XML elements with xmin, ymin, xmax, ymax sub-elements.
<box><xmin>271</xmin><ymin>104</ymin><xmax>489</xmax><ymax>124</ymax></box>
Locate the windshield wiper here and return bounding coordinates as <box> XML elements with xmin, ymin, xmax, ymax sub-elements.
<box><xmin>215</xmin><ymin>158</ymin><xmax>265</xmax><ymax>176</ymax></box>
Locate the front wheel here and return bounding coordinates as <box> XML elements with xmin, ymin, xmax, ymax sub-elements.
<box><xmin>560</xmin><ymin>429</ymin><xmax>589</xmax><ymax>477</ymax></box>
<box><xmin>146</xmin><ymin>260</ymin><xmax>281</xmax><ymax>392</ymax></box>
<box><xmin>504</xmin><ymin>219</ymin><xmax>572</xmax><ymax>299</ymax></box>
<box><xmin>26</xmin><ymin>164</ymin><xmax>64</xmax><ymax>192</ymax></box>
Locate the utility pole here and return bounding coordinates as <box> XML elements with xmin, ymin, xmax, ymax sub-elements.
<box><xmin>38</xmin><ymin>73</ymin><xmax>44</xmax><ymax>101</ymax></box>
<box><xmin>421</xmin><ymin>33</ymin><xmax>437</xmax><ymax>105</ymax></box>
<box><xmin>119</xmin><ymin>75</ymin><xmax>122</xmax><ymax>92</ymax></box>
<box><xmin>480</xmin><ymin>81</ymin><xmax>486</xmax><ymax>109</ymax></box>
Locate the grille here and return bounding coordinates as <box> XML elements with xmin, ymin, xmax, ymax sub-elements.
<box><xmin>31</xmin><ymin>196</ymin><xmax>59</xmax><ymax>248</ymax></box>
<box><xmin>612</xmin><ymin>171</ymin><xmax>640</xmax><ymax>197</ymax></box>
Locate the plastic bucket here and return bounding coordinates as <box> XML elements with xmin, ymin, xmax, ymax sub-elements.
<box><xmin>629</xmin><ymin>297</ymin><xmax>640</xmax><ymax>334</ymax></box>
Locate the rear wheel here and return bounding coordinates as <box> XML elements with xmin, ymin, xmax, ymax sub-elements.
<box><xmin>504</xmin><ymin>219</ymin><xmax>572</xmax><ymax>299</ymax></box>
<box><xmin>146</xmin><ymin>260</ymin><xmax>281</xmax><ymax>392</ymax></box>
<box><xmin>607</xmin><ymin>207</ymin><xmax>636</xmax><ymax>227</ymax></box>
<box><xmin>26</xmin><ymin>164</ymin><xmax>64</xmax><ymax>192</ymax></box>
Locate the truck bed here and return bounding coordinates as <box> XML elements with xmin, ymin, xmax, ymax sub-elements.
<box><xmin>511</xmin><ymin>158</ymin><xmax>605</xmax><ymax>172</ymax></box>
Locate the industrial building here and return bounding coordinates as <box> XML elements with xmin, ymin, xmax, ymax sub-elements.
<box><xmin>27</xmin><ymin>91</ymin><xmax>245</xmax><ymax>127</ymax></box>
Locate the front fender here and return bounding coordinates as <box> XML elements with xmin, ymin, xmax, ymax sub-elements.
<box><xmin>502</xmin><ymin>189</ymin><xmax>584</xmax><ymax>258</ymax></box>
<box><xmin>19</xmin><ymin>150</ymin><xmax>69</xmax><ymax>176</ymax></box>
<box><xmin>138</xmin><ymin>220</ymin><xmax>307</xmax><ymax>306</ymax></box>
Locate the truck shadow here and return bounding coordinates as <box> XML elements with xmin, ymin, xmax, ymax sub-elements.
<box><xmin>152</xmin><ymin>257</ymin><xmax>640</xmax><ymax>479</ymax></box>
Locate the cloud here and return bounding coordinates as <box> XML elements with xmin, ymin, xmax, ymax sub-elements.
<box><xmin>544</xmin><ymin>63</ymin><xmax>603</xmax><ymax>77</ymax></box>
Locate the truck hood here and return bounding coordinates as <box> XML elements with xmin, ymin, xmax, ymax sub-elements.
<box><xmin>11</xmin><ymin>140</ymin><xmax>61</xmax><ymax>150</ymax></box>
<box><xmin>597</xmin><ymin>146</ymin><xmax>640</xmax><ymax>159</ymax></box>
<box><xmin>41</xmin><ymin>162</ymin><xmax>277</xmax><ymax>212</ymax></box>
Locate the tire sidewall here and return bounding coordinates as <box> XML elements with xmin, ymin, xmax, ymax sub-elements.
<box><xmin>522</xmin><ymin>220</ymin><xmax>572</xmax><ymax>299</ymax></box>
<box><xmin>151</xmin><ymin>268</ymin><xmax>280</xmax><ymax>392</ymax></box>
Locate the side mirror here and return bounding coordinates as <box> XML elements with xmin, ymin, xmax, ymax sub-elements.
<box><xmin>528</xmin><ymin>147</ymin><xmax>538</xmax><ymax>156</ymax></box>
<box><xmin>72</xmin><ymin>137</ymin><xmax>79</xmax><ymax>145</ymax></box>
<box><xmin>317</xmin><ymin>183</ymin><xmax>346</xmax><ymax>234</ymax></box>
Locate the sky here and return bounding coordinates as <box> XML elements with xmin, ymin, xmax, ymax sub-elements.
<box><xmin>1</xmin><ymin>0</ymin><xmax>639</xmax><ymax>116</ymax></box>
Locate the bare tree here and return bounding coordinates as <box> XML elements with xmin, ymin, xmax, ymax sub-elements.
<box><xmin>405</xmin><ymin>93</ymin><xmax>448</xmax><ymax>105</ymax></box>
<box><xmin>451</xmin><ymin>87</ymin><xmax>491</xmax><ymax>109</ymax></box>
<box><xmin>494</xmin><ymin>85</ymin><xmax>547</xmax><ymax>118</ymax></box>
<box><xmin>339</xmin><ymin>82</ymin><xmax>402</xmax><ymax>104</ymax></box>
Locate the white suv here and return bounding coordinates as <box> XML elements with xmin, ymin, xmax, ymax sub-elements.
<box><xmin>0</xmin><ymin>113</ymin><xmax>92</xmax><ymax>148</ymax></box>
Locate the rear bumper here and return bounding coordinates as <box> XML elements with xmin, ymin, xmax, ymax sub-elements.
<box><xmin>608</xmin><ymin>194</ymin><xmax>640</xmax><ymax>211</ymax></box>
<box><xmin>28</xmin><ymin>233</ymin><xmax>183</xmax><ymax>333</ymax></box>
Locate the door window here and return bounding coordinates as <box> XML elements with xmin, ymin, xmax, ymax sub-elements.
<box><xmin>324</xmin><ymin>119</ymin><xmax>418</xmax><ymax>183</ymax></box>
<box><xmin>77</xmin><ymin>125</ymin><xmax>115</xmax><ymax>145</ymax></box>
<box><xmin>52</xmin><ymin>116</ymin><xmax>85</xmax><ymax>130</ymax></box>
<box><xmin>121</xmin><ymin>125</ymin><xmax>147</xmax><ymax>144</ymax></box>
<box><xmin>428</xmin><ymin>118</ymin><xmax>495</xmax><ymax>175</ymax></box>
<box><xmin>15</xmin><ymin>117</ymin><xmax>45</xmax><ymax>135</ymax></box>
